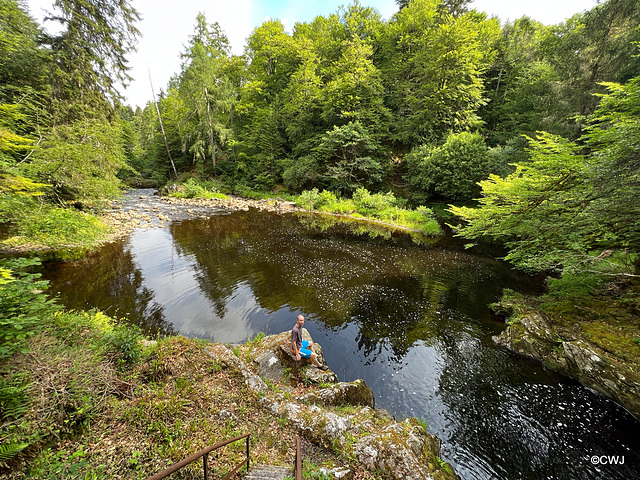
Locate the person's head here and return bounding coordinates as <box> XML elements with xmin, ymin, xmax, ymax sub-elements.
<box><xmin>296</xmin><ymin>315</ymin><xmax>304</xmax><ymax>327</ymax></box>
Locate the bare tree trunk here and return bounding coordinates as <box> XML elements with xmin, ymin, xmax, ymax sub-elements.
<box><xmin>148</xmin><ymin>68</ymin><xmax>178</xmax><ymax>179</ymax></box>
<box><xmin>204</xmin><ymin>86</ymin><xmax>217</xmax><ymax>170</ymax></box>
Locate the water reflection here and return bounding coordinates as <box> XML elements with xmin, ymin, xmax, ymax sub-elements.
<box><xmin>43</xmin><ymin>238</ymin><xmax>172</xmax><ymax>336</ymax></box>
<box><xmin>40</xmin><ymin>207</ymin><xmax>640</xmax><ymax>480</ymax></box>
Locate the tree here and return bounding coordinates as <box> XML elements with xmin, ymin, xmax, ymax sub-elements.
<box><xmin>450</xmin><ymin>77</ymin><xmax>640</xmax><ymax>274</ymax></box>
<box><xmin>406</xmin><ymin>132</ymin><xmax>490</xmax><ymax>202</ymax></box>
<box><xmin>20</xmin><ymin>119</ymin><xmax>128</xmax><ymax>205</ymax></box>
<box><xmin>43</xmin><ymin>0</ymin><xmax>140</xmax><ymax>121</ymax></box>
<box><xmin>0</xmin><ymin>0</ymin><xmax>48</xmax><ymax>103</ymax></box>
<box><xmin>480</xmin><ymin>17</ymin><xmax>558</xmax><ymax>145</ymax></box>
<box><xmin>537</xmin><ymin>0</ymin><xmax>640</xmax><ymax>137</ymax></box>
<box><xmin>316</xmin><ymin>121</ymin><xmax>385</xmax><ymax>195</ymax></box>
<box><xmin>0</xmin><ymin>1</ymin><xmax>49</xmax><ymax>169</ymax></box>
<box><xmin>380</xmin><ymin>0</ymin><xmax>499</xmax><ymax>146</ymax></box>
<box><xmin>280</xmin><ymin>38</ymin><xmax>324</xmax><ymax>150</ymax></box>
<box><xmin>177</xmin><ymin>14</ymin><xmax>236</xmax><ymax>175</ymax></box>
<box><xmin>322</xmin><ymin>35</ymin><xmax>389</xmax><ymax>133</ymax></box>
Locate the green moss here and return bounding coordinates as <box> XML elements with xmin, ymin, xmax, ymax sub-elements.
<box><xmin>583</xmin><ymin>321</ymin><xmax>640</xmax><ymax>366</ymax></box>
<box><xmin>499</xmin><ymin>271</ymin><xmax>640</xmax><ymax>372</ymax></box>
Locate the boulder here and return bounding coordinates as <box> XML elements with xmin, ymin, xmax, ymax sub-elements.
<box><xmin>299</xmin><ymin>379</ymin><xmax>375</xmax><ymax>408</ymax></box>
<box><xmin>354</xmin><ymin>420</ymin><xmax>451</xmax><ymax>480</ymax></box>
<box><xmin>255</xmin><ymin>350</ymin><xmax>285</xmax><ymax>382</ymax></box>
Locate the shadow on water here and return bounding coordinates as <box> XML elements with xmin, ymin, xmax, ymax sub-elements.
<box><xmin>39</xmin><ymin>207</ymin><xmax>640</xmax><ymax>480</ymax></box>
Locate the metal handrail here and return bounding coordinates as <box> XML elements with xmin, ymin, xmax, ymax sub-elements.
<box><xmin>294</xmin><ymin>437</ymin><xmax>303</xmax><ymax>480</ymax></box>
<box><xmin>145</xmin><ymin>433</ymin><xmax>251</xmax><ymax>480</ymax></box>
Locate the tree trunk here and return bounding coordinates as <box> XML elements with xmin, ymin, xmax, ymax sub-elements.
<box><xmin>148</xmin><ymin>69</ymin><xmax>178</xmax><ymax>179</ymax></box>
<box><xmin>204</xmin><ymin>86</ymin><xmax>217</xmax><ymax>170</ymax></box>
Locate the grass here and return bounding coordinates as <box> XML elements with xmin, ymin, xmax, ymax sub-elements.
<box><xmin>0</xmin><ymin>259</ymin><xmax>308</xmax><ymax>479</ymax></box>
<box><xmin>0</xmin><ymin>195</ymin><xmax>108</xmax><ymax>253</ymax></box>
<box><xmin>159</xmin><ymin>178</ymin><xmax>442</xmax><ymax>237</ymax></box>
<box><xmin>295</xmin><ymin>188</ymin><xmax>441</xmax><ymax>236</ymax></box>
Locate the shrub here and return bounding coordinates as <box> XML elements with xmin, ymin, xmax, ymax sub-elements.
<box><xmin>406</xmin><ymin>132</ymin><xmax>490</xmax><ymax>202</ymax></box>
<box><xmin>103</xmin><ymin>323</ymin><xmax>144</xmax><ymax>370</ymax></box>
<box><xmin>0</xmin><ymin>195</ymin><xmax>107</xmax><ymax>249</ymax></box>
<box><xmin>315</xmin><ymin>122</ymin><xmax>386</xmax><ymax>195</ymax></box>
<box><xmin>352</xmin><ymin>188</ymin><xmax>398</xmax><ymax>217</ymax></box>
<box><xmin>297</xmin><ymin>188</ymin><xmax>320</xmax><ymax>209</ymax></box>
<box><xmin>296</xmin><ymin>189</ymin><xmax>339</xmax><ymax>211</ymax></box>
<box><xmin>0</xmin><ymin>257</ymin><xmax>56</xmax><ymax>359</ymax></box>
<box><xmin>168</xmin><ymin>178</ymin><xmax>227</xmax><ymax>200</ymax></box>
<box><xmin>283</xmin><ymin>155</ymin><xmax>321</xmax><ymax>192</ymax></box>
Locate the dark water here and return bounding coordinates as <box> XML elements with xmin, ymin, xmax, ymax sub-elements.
<box><xmin>40</xmin><ymin>195</ymin><xmax>640</xmax><ymax>480</ymax></box>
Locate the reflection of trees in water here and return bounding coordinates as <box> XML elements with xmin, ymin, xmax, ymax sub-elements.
<box><xmin>170</xmin><ymin>213</ymin><xmax>264</xmax><ymax>319</ymax></box>
<box><xmin>349</xmin><ymin>250</ymin><xmax>533</xmax><ymax>362</ymax></box>
<box><xmin>168</xmin><ymin>209</ymin><xmax>528</xmax><ymax>363</ymax></box>
<box><xmin>42</xmin><ymin>240</ymin><xmax>173</xmax><ymax>336</ymax></box>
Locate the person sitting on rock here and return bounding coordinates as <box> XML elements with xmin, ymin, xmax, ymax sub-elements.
<box><xmin>291</xmin><ymin>315</ymin><xmax>328</xmax><ymax>370</ymax></box>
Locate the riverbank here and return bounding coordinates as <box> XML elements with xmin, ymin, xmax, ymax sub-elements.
<box><xmin>0</xmin><ymin>188</ymin><xmax>439</xmax><ymax>257</ymax></box>
<box><xmin>491</xmin><ymin>282</ymin><xmax>640</xmax><ymax>421</ymax></box>
<box><xmin>0</xmin><ymin>265</ymin><xmax>456</xmax><ymax>480</ymax></box>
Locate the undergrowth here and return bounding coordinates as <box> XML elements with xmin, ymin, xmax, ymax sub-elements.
<box><xmin>0</xmin><ymin>258</ymin><xmax>312</xmax><ymax>479</ymax></box>
<box><xmin>0</xmin><ymin>196</ymin><xmax>108</xmax><ymax>251</ymax></box>
<box><xmin>167</xmin><ymin>178</ymin><xmax>228</xmax><ymax>200</ymax></box>
<box><xmin>296</xmin><ymin>187</ymin><xmax>441</xmax><ymax>236</ymax></box>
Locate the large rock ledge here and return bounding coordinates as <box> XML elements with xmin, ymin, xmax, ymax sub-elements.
<box><xmin>205</xmin><ymin>330</ymin><xmax>457</xmax><ymax>480</ymax></box>
<box><xmin>492</xmin><ymin>311</ymin><xmax>640</xmax><ymax>420</ymax></box>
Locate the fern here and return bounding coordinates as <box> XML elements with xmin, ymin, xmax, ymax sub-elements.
<box><xmin>0</xmin><ymin>378</ymin><xmax>29</xmax><ymax>420</ymax></box>
<box><xmin>0</xmin><ymin>442</ymin><xmax>28</xmax><ymax>462</ymax></box>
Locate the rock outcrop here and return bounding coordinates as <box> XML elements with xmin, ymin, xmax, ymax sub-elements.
<box><xmin>493</xmin><ymin>311</ymin><xmax>640</xmax><ymax>420</ymax></box>
<box><xmin>205</xmin><ymin>331</ymin><xmax>456</xmax><ymax>480</ymax></box>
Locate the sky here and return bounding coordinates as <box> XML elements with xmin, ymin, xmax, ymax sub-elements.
<box><xmin>26</xmin><ymin>0</ymin><xmax>598</xmax><ymax>109</ymax></box>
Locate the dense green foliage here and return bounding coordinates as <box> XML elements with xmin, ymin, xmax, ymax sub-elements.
<box><xmin>0</xmin><ymin>257</ymin><xmax>146</xmax><ymax>469</ymax></box>
<box><xmin>297</xmin><ymin>187</ymin><xmax>441</xmax><ymax>235</ymax></box>
<box><xmin>450</xmin><ymin>78</ymin><xmax>640</xmax><ymax>274</ymax></box>
<box><xmin>1</xmin><ymin>0</ymin><xmax>638</xmax><ymax>253</ymax></box>
<box><xmin>0</xmin><ymin>258</ymin><xmax>54</xmax><ymax>358</ymax></box>
<box><xmin>406</xmin><ymin>132</ymin><xmax>493</xmax><ymax>202</ymax></box>
<box><xmin>125</xmin><ymin>0</ymin><xmax>638</xmax><ymax>210</ymax></box>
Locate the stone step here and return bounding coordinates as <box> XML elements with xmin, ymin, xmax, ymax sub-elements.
<box><xmin>242</xmin><ymin>465</ymin><xmax>292</xmax><ymax>480</ymax></box>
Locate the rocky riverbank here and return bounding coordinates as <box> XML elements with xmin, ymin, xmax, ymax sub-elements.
<box><xmin>492</xmin><ymin>301</ymin><xmax>640</xmax><ymax>421</ymax></box>
<box><xmin>219</xmin><ymin>328</ymin><xmax>457</xmax><ymax>480</ymax></box>
<box><xmin>99</xmin><ymin>189</ymin><xmax>303</xmax><ymax>244</ymax></box>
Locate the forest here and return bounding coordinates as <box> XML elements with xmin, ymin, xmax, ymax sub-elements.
<box><xmin>1</xmin><ymin>0</ymin><xmax>638</xmax><ymax>277</ymax></box>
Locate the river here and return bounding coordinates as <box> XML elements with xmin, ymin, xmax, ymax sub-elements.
<box><xmin>39</xmin><ymin>190</ymin><xmax>640</xmax><ymax>480</ymax></box>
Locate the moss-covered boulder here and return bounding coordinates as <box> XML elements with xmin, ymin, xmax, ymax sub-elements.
<box><xmin>493</xmin><ymin>312</ymin><xmax>640</xmax><ymax>420</ymax></box>
<box><xmin>299</xmin><ymin>379</ymin><xmax>374</xmax><ymax>409</ymax></box>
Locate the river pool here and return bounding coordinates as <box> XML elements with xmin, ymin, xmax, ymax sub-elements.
<box><xmin>40</xmin><ymin>190</ymin><xmax>640</xmax><ymax>480</ymax></box>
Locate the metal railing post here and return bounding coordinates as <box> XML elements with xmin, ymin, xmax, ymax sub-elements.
<box><xmin>295</xmin><ymin>437</ymin><xmax>302</xmax><ymax>480</ymax></box>
<box><xmin>246</xmin><ymin>435</ymin><xmax>250</xmax><ymax>472</ymax></box>
<box><xmin>145</xmin><ymin>433</ymin><xmax>250</xmax><ymax>480</ymax></box>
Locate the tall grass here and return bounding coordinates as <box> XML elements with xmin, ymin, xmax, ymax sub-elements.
<box><xmin>296</xmin><ymin>187</ymin><xmax>441</xmax><ymax>236</ymax></box>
